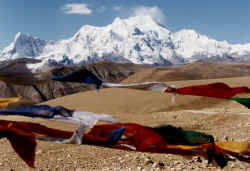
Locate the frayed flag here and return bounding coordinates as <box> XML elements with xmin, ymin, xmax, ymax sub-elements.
<box><xmin>52</xmin><ymin>68</ymin><xmax>103</xmax><ymax>89</ymax></box>
<box><xmin>230</xmin><ymin>97</ymin><xmax>250</xmax><ymax>108</ymax></box>
<box><xmin>0</xmin><ymin>119</ymin><xmax>123</xmax><ymax>167</ymax></box>
<box><xmin>50</xmin><ymin>111</ymin><xmax>119</xmax><ymax>125</ymax></box>
<box><xmin>105</xmin><ymin>127</ymin><xmax>125</xmax><ymax>145</ymax></box>
<box><xmin>103</xmin><ymin>82</ymin><xmax>177</xmax><ymax>103</ymax></box>
<box><xmin>152</xmin><ymin>124</ymin><xmax>214</xmax><ymax>146</ymax></box>
<box><xmin>52</xmin><ymin>68</ymin><xmax>179</xmax><ymax>97</ymax></box>
<box><xmin>0</xmin><ymin>125</ymin><xmax>36</xmax><ymax>168</ymax></box>
<box><xmin>87</xmin><ymin>123</ymin><xmax>228</xmax><ymax>168</ymax></box>
<box><xmin>215</xmin><ymin>141</ymin><xmax>250</xmax><ymax>163</ymax></box>
<box><xmin>37</xmin><ymin>121</ymin><xmax>97</xmax><ymax>144</ymax></box>
<box><xmin>2</xmin><ymin>119</ymin><xmax>250</xmax><ymax>169</ymax></box>
<box><xmin>164</xmin><ymin>82</ymin><xmax>250</xmax><ymax>99</ymax></box>
<box><xmin>0</xmin><ymin>104</ymin><xmax>119</xmax><ymax>126</ymax></box>
<box><xmin>102</xmin><ymin>82</ymin><xmax>174</xmax><ymax>92</ymax></box>
<box><xmin>0</xmin><ymin>105</ymin><xmax>74</xmax><ymax>119</ymax></box>
<box><xmin>0</xmin><ymin>96</ymin><xmax>22</xmax><ymax>109</ymax></box>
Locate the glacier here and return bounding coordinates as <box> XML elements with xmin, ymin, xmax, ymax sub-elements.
<box><xmin>1</xmin><ymin>15</ymin><xmax>250</xmax><ymax>65</ymax></box>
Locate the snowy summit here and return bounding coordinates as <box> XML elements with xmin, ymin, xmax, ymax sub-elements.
<box><xmin>1</xmin><ymin>15</ymin><xmax>250</xmax><ymax>65</ymax></box>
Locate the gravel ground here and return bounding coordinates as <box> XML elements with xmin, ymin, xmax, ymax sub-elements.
<box><xmin>0</xmin><ymin>77</ymin><xmax>250</xmax><ymax>170</ymax></box>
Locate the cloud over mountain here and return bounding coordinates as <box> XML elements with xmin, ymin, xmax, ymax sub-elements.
<box><xmin>130</xmin><ymin>6</ymin><xmax>166</xmax><ymax>24</ymax></box>
<box><xmin>61</xmin><ymin>3</ymin><xmax>92</xmax><ymax>15</ymax></box>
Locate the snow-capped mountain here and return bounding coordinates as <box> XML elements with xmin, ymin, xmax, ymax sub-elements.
<box><xmin>1</xmin><ymin>15</ymin><xmax>250</xmax><ymax>65</ymax></box>
<box><xmin>1</xmin><ymin>32</ymin><xmax>49</xmax><ymax>60</ymax></box>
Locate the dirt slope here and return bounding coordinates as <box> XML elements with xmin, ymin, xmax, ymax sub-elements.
<box><xmin>123</xmin><ymin>62</ymin><xmax>250</xmax><ymax>83</ymax></box>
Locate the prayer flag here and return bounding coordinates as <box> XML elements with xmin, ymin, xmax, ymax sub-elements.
<box><xmin>102</xmin><ymin>82</ymin><xmax>174</xmax><ymax>92</ymax></box>
<box><xmin>164</xmin><ymin>82</ymin><xmax>250</xmax><ymax>98</ymax></box>
<box><xmin>0</xmin><ymin>125</ymin><xmax>36</xmax><ymax>168</ymax></box>
<box><xmin>52</xmin><ymin>69</ymin><xmax>103</xmax><ymax>89</ymax></box>
<box><xmin>0</xmin><ymin>105</ymin><xmax>74</xmax><ymax>119</ymax></box>
<box><xmin>152</xmin><ymin>124</ymin><xmax>214</xmax><ymax>145</ymax></box>
<box><xmin>230</xmin><ymin>97</ymin><xmax>250</xmax><ymax>108</ymax></box>
<box><xmin>0</xmin><ymin>97</ymin><xmax>22</xmax><ymax>109</ymax></box>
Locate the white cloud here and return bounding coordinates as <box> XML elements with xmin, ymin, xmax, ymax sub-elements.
<box><xmin>62</xmin><ymin>3</ymin><xmax>92</xmax><ymax>15</ymax></box>
<box><xmin>97</xmin><ymin>6</ymin><xmax>107</xmax><ymax>13</ymax></box>
<box><xmin>130</xmin><ymin>6</ymin><xmax>165</xmax><ymax>24</ymax></box>
<box><xmin>114</xmin><ymin>6</ymin><xmax>122</xmax><ymax>11</ymax></box>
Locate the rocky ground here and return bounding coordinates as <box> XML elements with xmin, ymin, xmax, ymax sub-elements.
<box><xmin>0</xmin><ymin>108</ymin><xmax>249</xmax><ymax>171</ymax></box>
<box><xmin>0</xmin><ymin>65</ymin><xmax>250</xmax><ymax>170</ymax></box>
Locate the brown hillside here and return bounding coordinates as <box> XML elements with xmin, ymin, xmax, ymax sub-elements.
<box><xmin>45</xmin><ymin>76</ymin><xmax>250</xmax><ymax>119</ymax></box>
<box><xmin>123</xmin><ymin>62</ymin><xmax>250</xmax><ymax>83</ymax></box>
<box><xmin>0</xmin><ymin>61</ymin><xmax>149</xmax><ymax>104</ymax></box>
<box><xmin>86</xmin><ymin>61</ymin><xmax>151</xmax><ymax>82</ymax></box>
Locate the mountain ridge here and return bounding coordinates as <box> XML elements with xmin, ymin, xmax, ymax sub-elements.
<box><xmin>1</xmin><ymin>15</ymin><xmax>250</xmax><ymax>65</ymax></box>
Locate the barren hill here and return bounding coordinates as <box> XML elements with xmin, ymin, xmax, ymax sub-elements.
<box><xmin>45</xmin><ymin>76</ymin><xmax>250</xmax><ymax>118</ymax></box>
<box><xmin>0</xmin><ymin>61</ymin><xmax>149</xmax><ymax>104</ymax></box>
<box><xmin>86</xmin><ymin>61</ymin><xmax>150</xmax><ymax>82</ymax></box>
<box><xmin>123</xmin><ymin>62</ymin><xmax>250</xmax><ymax>83</ymax></box>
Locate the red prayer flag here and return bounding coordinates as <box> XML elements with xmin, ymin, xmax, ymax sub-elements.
<box><xmin>164</xmin><ymin>82</ymin><xmax>250</xmax><ymax>98</ymax></box>
<box><xmin>0</xmin><ymin>125</ymin><xmax>36</xmax><ymax>168</ymax></box>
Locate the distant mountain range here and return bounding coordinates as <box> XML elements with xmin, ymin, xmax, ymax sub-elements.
<box><xmin>1</xmin><ymin>15</ymin><xmax>250</xmax><ymax>65</ymax></box>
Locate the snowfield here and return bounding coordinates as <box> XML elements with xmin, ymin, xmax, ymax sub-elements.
<box><xmin>1</xmin><ymin>15</ymin><xmax>250</xmax><ymax>65</ymax></box>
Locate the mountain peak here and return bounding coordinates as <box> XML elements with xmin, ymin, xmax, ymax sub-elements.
<box><xmin>173</xmin><ymin>29</ymin><xmax>205</xmax><ymax>42</ymax></box>
<box><xmin>111</xmin><ymin>15</ymin><xmax>170</xmax><ymax>36</ymax></box>
<box><xmin>14</xmin><ymin>32</ymin><xmax>30</xmax><ymax>42</ymax></box>
<box><xmin>15</xmin><ymin>32</ymin><xmax>22</xmax><ymax>39</ymax></box>
<box><xmin>1</xmin><ymin>16</ymin><xmax>250</xmax><ymax>65</ymax></box>
<box><xmin>0</xmin><ymin>32</ymin><xmax>48</xmax><ymax>60</ymax></box>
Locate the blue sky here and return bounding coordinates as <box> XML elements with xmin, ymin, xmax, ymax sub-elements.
<box><xmin>0</xmin><ymin>0</ymin><xmax>250</xmax><ymax>49</ymax></box>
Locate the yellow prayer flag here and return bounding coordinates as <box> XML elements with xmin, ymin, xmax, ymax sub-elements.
<box><xmin>0</xmin><ymin>97</ymin><xmax>22</xmax><ymax>109</ymax></box>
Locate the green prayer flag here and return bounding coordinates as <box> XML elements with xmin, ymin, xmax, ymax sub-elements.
<box><xmin>152</xmin><ymin>125</ymin><xmax>214</xmax><ymax>146</ymax></box>
<box><xmin>230</xmin><ymin>97</ymin><xmax>250</xmax><ymax>108</ymax></box>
